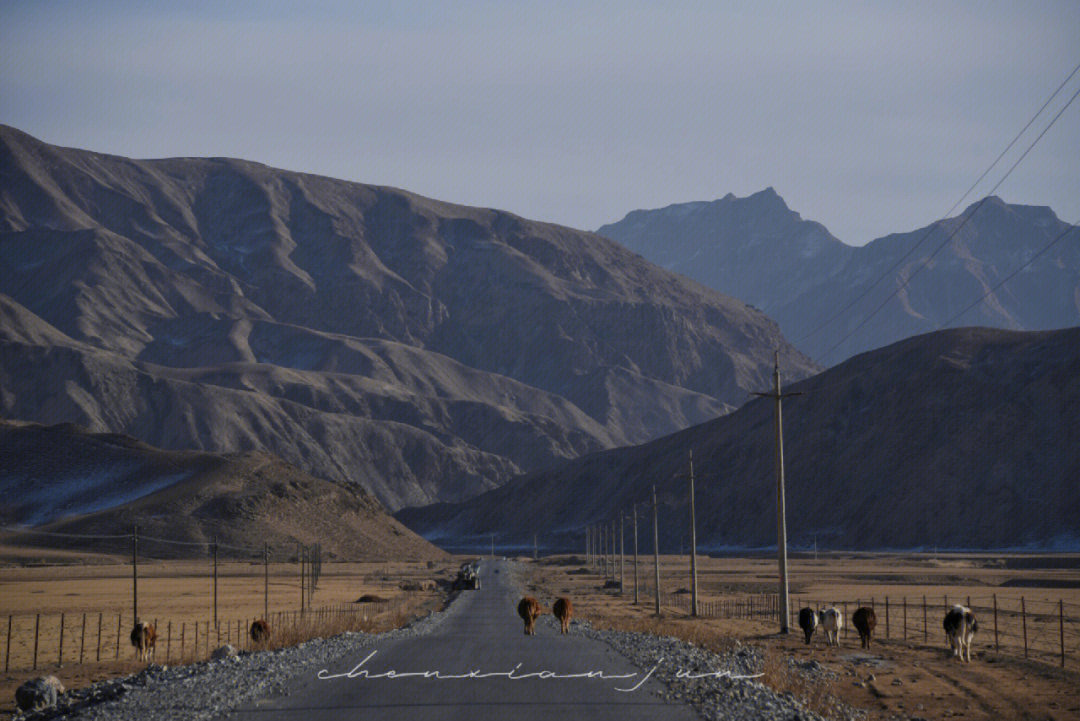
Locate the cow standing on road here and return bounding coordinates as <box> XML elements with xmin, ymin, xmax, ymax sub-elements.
<box><xmin>518</xmin><ymin>597</ymin><xmax>542</xmax><ymax>635</ymax></box>
<box><xmin>553</xmin><ymin>597</ymin><xmax>574</xmax><ymax>635</ymax></box>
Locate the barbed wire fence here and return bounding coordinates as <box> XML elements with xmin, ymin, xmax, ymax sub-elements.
<box><xmin>0</xmin><ymin>527</ymin><xmax>412</xmax><ymax>673</ymax></box>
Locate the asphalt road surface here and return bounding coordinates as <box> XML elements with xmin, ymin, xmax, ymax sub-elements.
<box><xmin>227</xmin><ymin>559</ymin><xmax>699</xmax><ymax>720</ymax></box>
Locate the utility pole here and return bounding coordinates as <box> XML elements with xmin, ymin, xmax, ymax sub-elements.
<box><xmin>585</xmin><ymin>526</ymin><xmax>590</xmax><ymax>563</ymax></box>
<box><xmin>490</xmin><ymin>534</ymin><xmax>494</xmax><ymax>560</ymax></box>
<box><xmin>264</xmin><ymin>542</ymin><xmax>269</xmax><ymax>621</ymax></box>
<box><xmin>533</xmin><ymin>533</ymin><xmax>538</xmax><ymax>561</ymax></box>
<box><xmin>652</xmin><ymin>485</ymin><xmax>660</xmax><ymax>615</ymax></box>
<box><xmin>688</xmin><ymin>450</ymin><xmax>699</xmax><ymax>617</ymax></box>
<box><xmin>611</xmin><ymin>519</ymin><xmax>617</xmax><ymax>582</ymax></box>
<box><xmin>298</xmin><ymin>542</ymin><xmax>304</xmax><ymax>614</ymax></box>
<box><xmin>751</xmin><ymin>351</ymin><xmax>802</xmax><ymax>634</ymax></box>
<box><xmin>632</xmin><ymin>504</ymin><xmax>639</xmax><ymax>605</ymax></box>
<box><xmin>132</xmin><ymin>525</ymin><xmax>138</xmax><ymax>622</ymax></box>
<box><xmin>619</xmin><ymin>510</ymin><xmax>625</xmax><ymax>595</ymax></box>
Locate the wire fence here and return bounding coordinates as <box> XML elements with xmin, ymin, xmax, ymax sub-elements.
<box><xmin>0</xmin><ymin>598</ymin><xmax>409</xmax><ymax>673</ymax></box>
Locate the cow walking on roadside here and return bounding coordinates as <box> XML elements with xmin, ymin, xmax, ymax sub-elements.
<box><xmin>944</xmin><ymin>605</ymin><xmax>978</xmax><ymax>662</ymax></box>
<box><xmin>798</xmin><ymin>607</ymin><xmax>818</xmax><ymax>644</ymax></box>
<box><xmin>130</xmin><ymin>620</ymin><xmax>156</xmax><ymax>663</ymax></box>
<box><xmin>852</xmin><ymin>607</ymin><xmax>877</xmax><ymax>649</ymax></box>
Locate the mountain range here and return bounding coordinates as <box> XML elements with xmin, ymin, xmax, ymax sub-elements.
<box><xmin>0</xmin><ymin>125</ymin><xmax>816</xmax><ymax>512</ymax></box>
<box><xmin>598</xmin><ymin>189</ymin><xmax>1078</xmax><ymax>364</ymax></box>
<box><xmin>398</xmin><ymin>327</ymin><xmax>1080</xmax><ymax>551</ymax></box>
<box><xmin>0</xmin><ymin>420</ymin><xmax>444</xmax><ymax>560</ymax></box>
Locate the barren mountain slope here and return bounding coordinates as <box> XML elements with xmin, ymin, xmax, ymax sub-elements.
<box><xmin>0</xmin><ymin>420</ymin><xmax>446</xmax><ymax>560</ymax></box>
<box><xmin>599</xmin><ymin>191</ymin><xmax>1078</xmax><ymax>364</ymax></box>
<box><xmin>399</xmin><ymin>327</ymin><xmax>1080</xmax><ymax>550</ymax></box>
<box><xmin>0</xmin><ymin>126</ymin><xmax>816</xmax><ymax>509</ymax></box>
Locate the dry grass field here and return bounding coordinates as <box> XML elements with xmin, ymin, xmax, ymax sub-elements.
<box><xmin>0</xmin><ymin>550</ymin><xmax>462</xmax><ymax>715</ymax></box>
<box><xmin>527</xmin><ymin>552</ymin><xmax>1080</xmax><ymax>721</ymax></box>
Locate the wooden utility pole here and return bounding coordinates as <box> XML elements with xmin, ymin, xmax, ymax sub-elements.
<box><xmin>298</xmin><ymin>542</ymin><xmax>304</xmax><ymax>614</ymax></box>
<box><xmin>533</xmin><ymin>533</ymin><xmax>538</xmax><ymax>561</ymax></box>
<box><xmin>132</xmin><ymin>525</ymin><xmax>139</xmax><ymax>622</ymax></box>
<box><xmin>652</xmin><ymin>485</ymin><xmax>660</xmax><ymax>615</ymax></box>
<box><xmin>688</xmin><ymin>450</ymin><xmax>699</xmax><ymax>617</ymax></box>
<box><xmin>619</xmin><ymin>510</ymin><xmax>625</xmax><ymax>595</ymax></box>
<box><xmin>612</xmin><ymin>519</ymin><xmax>618</xmax><ymax>582</ymax></box>
<box><xmin>490</xmin><ymin>534</ymin><xmax>494</xmax><ymax>559</ymax></box>
<box><xmin>263</xmin><ymin>542</ymin><xmax>269</xmax><ymax>621</ymax></box>
<box><xmin>585</xmin><ymin>526</ymin><xmax>590</xmax><ymax>563</ymax></box>
<box><xmin>751</xmin><ymin>351</ymin><xmax>802</xmax><ymax>634</ymax></box>
<box><xmin>632</xmin><ymin>504</ymin><xmax>639</xmax><ymax>605</ymax></box>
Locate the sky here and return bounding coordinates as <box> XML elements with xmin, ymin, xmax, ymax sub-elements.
<box><xmin>2</xmin><ymin>1</ymin><xmax>1078</xmax><ymax>245</ymax></box>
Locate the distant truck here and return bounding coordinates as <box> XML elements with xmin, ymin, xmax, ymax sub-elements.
<box><xmin>453</xmin><ymin>561</ymin><xmax>481</xmax><ymax>590</ymax></box>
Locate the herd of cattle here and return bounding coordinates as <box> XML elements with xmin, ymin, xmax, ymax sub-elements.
<box><xmin>798</xmin><ymin>603</ymin><xmax>980</xmax><ymax>662</ymax></box>
<box><xmin>125</xmin><ymin>588</ymin><xmax>979</xmax><ymax>666</ymax></box>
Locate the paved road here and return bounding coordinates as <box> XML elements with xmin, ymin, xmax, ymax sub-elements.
<box><xmin>227</xmin><ymin>560</ymin><xmax>699</xmax><ymax>720</ymax></box>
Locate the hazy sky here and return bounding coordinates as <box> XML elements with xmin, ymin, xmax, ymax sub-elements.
<box><xmin>2</xmin><ymin>1</ymin><xmax>1078</xmax><ymax>245</ymax></box>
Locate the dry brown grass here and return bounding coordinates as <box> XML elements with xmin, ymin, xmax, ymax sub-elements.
<box><xmin>0</xmin><ymin>558</ymin><xmax>457</xmax><ymax>715</ymax></box>
<box><xmin>529</xmin><ymin>553</ymin><xmax>1080</xmax><ymax>721</ymax></box>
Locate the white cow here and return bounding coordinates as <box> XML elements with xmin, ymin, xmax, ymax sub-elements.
<box><xmin>944</xmin><ymin>605</ymin><xmax>978</xmax><ymax>662</ymax></box>
<box><xmin>818</xmin><ymin>607</ymin><xmax>843</xmax><ymax>646</ymax></box>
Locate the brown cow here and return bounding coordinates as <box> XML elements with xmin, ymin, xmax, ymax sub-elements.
<box><xmin>852</xmin><ymin>607</ymin><xmax>877</xmax><ymax>649</ymax></box>
<box><xmin>517</xmin><ymin>596</ymin><xmax>542</xmax><ymax>635</ymax></box>
<box><xmin>250</xmin><ymin>619</ymin><xmax>271</xmax><ymax>645</ymax></box>
<box><xmin>553</xmin><ymin>597</ymin><xmax>573</xmax><ymax>635</ymax></box>
<box><xmin>130</xmin><ymin>620</ymin><xmax>156</xmax><ymax>663</ymax></box>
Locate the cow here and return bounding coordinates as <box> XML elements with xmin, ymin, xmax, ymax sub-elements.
<box><xmin>250</xmin><ymin>619</ymin><xmax>271</xmax><ymax>645</ymax></box>
<box><xmin>944</xmin><ymin>605</ymin><xmax>978</xmax><ymax>662</ymax></box>
<box><xmin>798</xmin><ymin>607</ymin><xmax>818</xmax><ymax>644</ymax></box>
<box><xmin>518</xmin><ymin>596</ymin><xmax>542</xmax><ymax>635</ymax></box>
<box><xmin>852</xmin><ymin>606</ymin><xmax>877</xmax><ymax>649</ymax></box>
<box><xmin>130</xmin><ymin>620</ymin><xmax>156</xmax><ymax>662</ymax></box>
<box><xmin>818</xmin><ymin>607</ymin><xmax>843</xmax><ymax>646</ymax></box>
<box><xmin>553</xmin><ymin>597</ymin><xmax>574</xmax><ymax>635</ymax></box>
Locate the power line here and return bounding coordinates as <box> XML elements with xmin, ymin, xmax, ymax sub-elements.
<box><xmin>936</xmin><ymin>221</ymin><xmax>1079</xmax><ymax>330</ymax></box>
<box><xmin>796</xmin><ymin>58</ymin><xmax>1080</xmax><ymax>347</ymax></box>
<box><xmin>0</xmin><ymin>526</ymin><xmax>130</xmax><ymax>537</ymax></box>
<box><xmin>819</xmin><ymin>82</ymin><xmax>1080</xmax><ymax>364</ymax></box>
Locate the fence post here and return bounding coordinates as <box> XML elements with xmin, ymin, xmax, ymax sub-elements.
<box><xmin>885</xmin><ymin>597</ymin><xmax>889</xmax><ymax>639</ymax></box>
<box><xmin>115</xmin><ymin>613</ymin><xmax>121</xmax><ymax>660</ymax></box>
<box><xmin>903</xmin><ymin>597</ymin><xmax>907</xmax><ymax>641</ymax></box>
<box><xmin>923</xmin><ymin>595</ymin><xmax>927</xmax><ymax>643</ymax></box>
<box><xmin>843</xmin><ymin>602</ymin><xmax>848</xmax><ymax>640</ymax></box>
<box><xmin>33</xmin><ymin>613</ymin><xmax>40</xmax><ymax>670</ymax></box>
<box><xmin>1021</xmin><ymin>597</ymin><xmax>1028</xmax><ymax>658</ymax></box>
<box><xmin>79</xmin><ymin>613</ymin><xmax>86</xmax><ymax>665</ymax></box>
<box><xmin>96</xmin><ymin>613</ymin><xmax>102</xmax><ymax>662</ymax></box>
<box><xmin>194</xmin><ymin>621</ymin><xmax>198</xmax><ymax>660</ymax></box>
<box><xmin>166</xmin><ymin>622</ymin><xmax>171</xmax><ymax>663</ymax></box>
<box><xmin>5</xmin><ymin>615</ymin><xmax>11</xmax><ymax>672</ymax></box>
<box><xmin>993</xmin><ymin>594</ymin><xmax>998</xmax><ymax>651</ymax></box>
<box><xmin>58</xmin><ymin>612</ymin><xmax>65</xmax><ymax>667</ymax></box>
<box><xmin>181</xmin><ymin>622</ymin><xmax>186</xmax><ymax>662</ymax></box>
<box><xmin>1060</xmin><ymin>599</ymin><xmax>1065</xmax><ymax>668</ymax></box>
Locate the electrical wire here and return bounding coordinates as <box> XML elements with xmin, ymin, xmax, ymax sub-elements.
<box><xmin>796</xmin><ymin>58</ymin><xmax>1080</xmax><ymax>348</ymax></box>
<box><xmin>819</xmin><ymin>82</ymin><xmax>1080</xmax><ymax>364</ymax></box>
